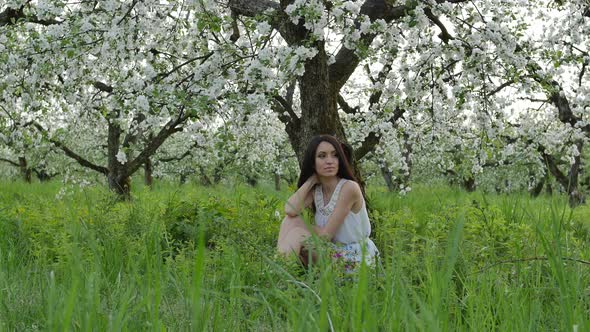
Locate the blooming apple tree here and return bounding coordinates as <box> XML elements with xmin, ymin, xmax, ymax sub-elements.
<box><xmin>0</xmin><ymin>0</ymin><xmax>242</xmax><ymax>198</ymax></box>
<box><xmin>1</xmin><ymin>0</ymin><xmax>589</xmax><ymax>206</ymax></box>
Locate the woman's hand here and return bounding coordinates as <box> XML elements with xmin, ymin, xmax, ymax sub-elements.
<box><xmin>306</xmin><ymin>173</ymin><xmax>319</xmax><ymax>187</ymax></box>
<box><xmin>285</xmin><ymin>173</ymin><xmax>318</xmax><ymax>217</ymax></box>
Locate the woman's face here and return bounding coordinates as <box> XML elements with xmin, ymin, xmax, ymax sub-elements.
<box><xmin>315</xmin><ymin>141</ymin><xmax>339</xmax><ymax>177</ymax></box>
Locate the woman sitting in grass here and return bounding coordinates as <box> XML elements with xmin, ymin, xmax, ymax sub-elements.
<box><xmin>277</xmin><ymin>135</ymin><xmax>379</xmax><ymax>270</ymax></box>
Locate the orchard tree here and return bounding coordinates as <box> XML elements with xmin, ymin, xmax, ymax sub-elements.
<box><xmin>468</xmin><ymin>0</ymin><xmax>590</xmax><ymax>205</ymax></box>
<box><xmin>2</xmin><ymin>0</ymin><xmax>589</xmax><ymax>207</ymax></box>
<box><xmin>227</xmin><ymin>0</ymin><xmax>477</xmax><ymax>166</ymax></box>
<box><xmin>0</xmin><ymin>0</ymin><xmax>241</xmax><ymax>198</ymax></box>
<box><xmin>226</xmin><ymin>0</ymin><xmax>571</xmax><ymax>193</ymax></box>
<box><xmin>154</xmin><ymin>102</ymin><xmax>300</xmax><ymax>189</ymax></box>
<box><xmin>0</xmin><ymin>109</ymin><xmax>60</xmax><ymax>182</ymax></box>
<box><xmin>339</xmin><ymin>0</ymin><xmax>590</xmax><ymax>204</ymax></box>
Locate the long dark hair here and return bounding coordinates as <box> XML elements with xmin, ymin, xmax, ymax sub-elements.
<box><xmin>297</xmin><ymin>135</ymin><xmax>358</xmax><ymax>188</ymax></box>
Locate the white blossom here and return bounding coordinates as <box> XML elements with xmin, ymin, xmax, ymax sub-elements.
<box><xmin>116</xmin><ymin>151</ymin><xmax>128</xmax><ymax>164</ymax></box>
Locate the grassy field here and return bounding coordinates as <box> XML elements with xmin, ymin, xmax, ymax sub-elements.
<box><xmin>0</xmin><ymin>180</ymin><xmax>589</xmax><ymax>331</ymax></box>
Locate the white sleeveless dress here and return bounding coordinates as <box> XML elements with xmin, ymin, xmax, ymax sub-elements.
<box><xmin>314</xmin><ymin>179</ymin><xmax>379</xmax><ymax>269</ymax></box>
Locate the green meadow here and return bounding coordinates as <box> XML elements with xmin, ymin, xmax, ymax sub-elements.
<box><xmin>1</xmin><ymin>180</ymin><xmax>589</xmax><ymax>331</ymax></box>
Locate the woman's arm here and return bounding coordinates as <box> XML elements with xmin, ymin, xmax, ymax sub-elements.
<box><xmin>284</xmin><ymin>175</ymin><xmax>318</xmax><ymax>217</ymax></box>
<box><xmin>314</xmin><ymin>181</ymin><xmax>362</xmax><ymax>240</ymax></box>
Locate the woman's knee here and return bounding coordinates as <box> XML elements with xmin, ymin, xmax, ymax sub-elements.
<box><xmin>277</xmin><ymin>227</ymin><xmax>312</xmax><ymax>255</ymax></box>
<box><xmin>281</xmin><ymin>215</ymin><xmax>306</xmax><ymax>228</ymax></box>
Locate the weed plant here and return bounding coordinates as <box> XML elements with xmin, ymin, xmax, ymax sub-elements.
<box><xmin>0</xmin><ymin>180</ymin><xmax>589</xmax><ymax>330</ymax></box>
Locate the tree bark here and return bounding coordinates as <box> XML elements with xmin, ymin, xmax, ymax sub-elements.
<box><xmin>274</xmin><ymin>172</ymin><xmax>281</xmax><ymax>191</ymax></box>
<box><xmin>144</xmin><ymin>158</ymin><xmax>153</xmax><ymax>189</ymax></box>
<box><xmin>272</xmin><ymin>41</ymin><xmax>346</xmax><ymax>165</ymax></box>
<box><xmin>380</xmin><ymin>165</ymin><xmax>395</xmax><ymax>192</ymax></box>
<box><xmin>229</xmin><ymin>0</ymin><xmax>441</xmax><ymax>164</ymax></box>
<box><xmin>198</xmin><ymin>166</ymin><xmax>212</xmax><ymax>186</ymax></box>
<box><xmin>540</xmin><ymin>143</ymin><xmax>585</xmax><ymax>207</ymax></box>
<box><xmin>18</xmin><ymin>156</ymin><xmax>32</xmax><ymax>183</ymax></box>
<box><xmin>108</xmin><ymin>173</ymin><xmax>131</xmax><ymax>199</ymax></box>
<box><xmin>463</xmin><ymin>177</ymin><xmax>476</xmax><ymax>192</ymax></box>
<box><xmin>246</xmin><ymin>174</ymin><xmax>258</xmax><ymax>187</ymax></box>
<box><xmin>107</xmin><ymin>119</ymin><xmax>131</xmax><ymax>199</ymax></box>
<box><xmin>527</xmin><ymin>61</ymin><xmax>587</xmax><ymax>207</ymax></box>
<box><xmin>33</xmin><ymin>168</ymin><xmax>56</xmax><ymax>182</ymax></box>
<box><xmin>529</xmin><ymin>175</ymin><xmax>545</xmax><ymax>198</ymax></box>
<box><xmin>180</xmin><ymin>171</ymin><xmax>189</xmax><ymax>185</ymax></box>
<box><xmin>213</xmin><ymin>164</ymin><xmax>224</xmax><ymax>184</ymax></box>
<box><xmin>395</xmin><ymin>132</ymin><xmax>413</xmax><ymax>189</ymax></box>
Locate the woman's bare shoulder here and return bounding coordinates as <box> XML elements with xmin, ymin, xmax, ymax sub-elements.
<box><xmin>341</xmin><ymin>180</ymin><xmax>362</xmax><ymax>198</ymax></box>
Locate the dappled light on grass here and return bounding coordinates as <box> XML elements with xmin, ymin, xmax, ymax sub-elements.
<box><xmin>0</xmin><ymin>181</ymin><xmax>589</xmax><ymax>330</ymax></box>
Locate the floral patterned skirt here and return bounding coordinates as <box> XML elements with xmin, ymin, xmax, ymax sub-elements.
<box><xmin>330</xmin><ymin>238</ymin><xmax>379</xmax><ymax>272</ymax></box>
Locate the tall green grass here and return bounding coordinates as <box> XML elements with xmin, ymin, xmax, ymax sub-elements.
<box><xmin>0</xmin><ymin>180</ymin><xmax>589</xmax><ymax>330</ymax></box>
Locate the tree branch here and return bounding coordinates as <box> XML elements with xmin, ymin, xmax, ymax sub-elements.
<box><xmin>270</xmin><ymin>94</ymin><xmax>301</xmax><ymax>146</ymax></box>
<box><xmin>424</xmin><ymin>7</ymin><xmax>453</xmax><ymax>43</ymax></box>
<box><xmin>0</xmin><ymin>6</ymin><xmax>62</xmax><ymax>26</ymax></box>
<box><xmin>158</xmin><ymin>140</ymin><xmax>203</xmax><ymax>163</ymax></box>
<box><xmin>329</xmin><ymin>0</ymin><xmax>469</xmax><ymax>93</ymax></box>
<box><xmin>159</xmin><ymin>150</ymin><xmax>191</xmax><ymax>163</ymax></box>
<box><xmin>538</xmin><ymin>145</ymin><xmax>568</xmax><ymax>187</ymax></box>
<box><xmin>354</xmin><ymin>132</ymin><xmax>379</xmax><ymax>161</ymax></box>
<box><xmin>228</xmin><ymin>0</ymin><xmax>280</xmax><ymax>18</ymax></box>
<box><xmin>230</xmin><ymin>9</ymin><xmax>240</xmax><ymax>42</ymax></box>
<box><xmin>518</xmin><ymin>97</ymin><xmax>548</xmax><ymax>103</ymax></box>
<box><xmin>350</xmin><ymin>62</ymin><xmax>396</xmax><ymax>160</ymax></box>
<box><xmin>125</xmin><ymin>110</ymin><xmax>188</xmax><ymax>176</ymax></box>
<box><xmin>273</xmin><ymin>95</ymin><xmax>299</xmax><ymax>123</ymax></box>
<box><xmin>93</xmin><ymin>81</ymin><xmax>113</xmax><ymax>93</ymax></box>
<box><xmin>579</xmin><ymin>58</ymin><xmax>588</xmax><ymax>88</ymax></box>
<box><xmin>122</xmin><ymin>113</ymin><xmax>147</xmax><ymax>149</ymax></box>
<box><xmin>354</xmin><ymin>106</ymin><xmax>405</xmax><ymax>160</ymax></box>
<box><xmin>486</xmin><ymin>80</ymin><xmax>514</xmax><ymax>97</ymax></box>
<box><xmin>337</xmin><ymin>94</ymin><xmax>359</xmax><ymax>114</ymax></box>
<box><xmin>526</xmin><ymin>62</ymin><xmax>590</xmax><ymax>134</ymax></box>
<box><xmin>0</xmin><ymin>157</ymin><xmax>19</xmax><ymax>167</ymax></box>
<box><xmin>366</xmin><ymin>63</ymin><xmax>392</xmax><ymax>107</ymax></box>
<box><xmin>155</xmin><ymin>51</ymin><xmax>215</xmax><ymax>83</ymax></box>
<box><xmin>117</xmin><ymin>0</ymin><xmax>140</xmax><ymax>25</ymax></box>
<box><xmin>285</xmin><ymin>80</ymin><xmax>296</xmax><ymax>106</ymax></box>
<box><xmin>32</xmin><ymin>122</ymin><xmax>108</xmax><ymax>175</ymax></box>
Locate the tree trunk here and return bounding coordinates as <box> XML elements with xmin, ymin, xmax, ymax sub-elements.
<box><xmin>179</xmin><ymin>171</ymin><xmax>189</xmax><ymax>185</ymax></box>
<box><xmin>144</xmin><ymin>158</ymin><xmax>153</xmax><ymax>189</ymax></box>
<box><xmin>542</xmin><ymin>141</ymin><xmax>585</xmax><ymax>207</ymax></box>
<box><xmin>566</xmin><ymin>142</ymin><xmax>585</xmax><ymax>207</ymax></box>
<box><xmin>18</xmin><ymin>156</ymin><xmax>32</xmax><ymax>183</ymax></box>
<box><xmin>107</xmin><ymin>119</ymin><xmax>131</xmax><ymax>200</ymax></box>
<box><xmin>294</xmin><ymin>42</ymin><xmax>346</xmax><ymax>163</ymax></box>
<box><xmin>213</xmin><ymin>164</ymin><xmax>223</xmax><ymax>184</ymax></box>
<box><xmin>34</xmin><ymin>168</ymin><xmax>55</xmax><ymax>182</ymax></box>
<box><xmin>463</xmin><ymin>177</ymin><xmax>476</xmax><ymax>192</ymax></box>
<box><xmin>581</xmin><ymin>175</ymin><xmax>590</xmax><ymax>191</ymax></box>
<box><xmin>395</xmin><ymin>132</ymin><xmax>413</xmax><ymax>190</ymax></box>
<box><xmin>529</xmin><ymin>176</ymin><xmax>545</xmax><ymax>197</ymax></box>
<box><xmin>246</xmin><ymin>174</ymin><xmax>258</xmax><ymax>187</ymax></box>
<box><xmin>546</xmin><ymin>182</ymin><xmax>553</xmax><ymax>195</ymax></box>
<box><xmin>381</xmin><ymin>165</ymin><xmax>396</xmax><ymax>192</ymax></box>
<box><xmin>229</xmin><ymin>0</ymin><xmax>412</xmax><ymax>188</ymax></box>
<box><xmin>108</xmin><ymin>173</ymin><xmax>131</xmax><ymax>200</ymax></box>
<box><xmin>199</xmin><ymin>166</ymin><xmax>212</xmax><ymax>186</ymax></box>
<box><xmin>274</xmin><ymin>172</ymin><xmax>281</xmax><ymax>191</ymax></box>
<box><xmin>293</xmin><ymin>47</ymin><xmax>368</xmax><ymax>188</ymax></box>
